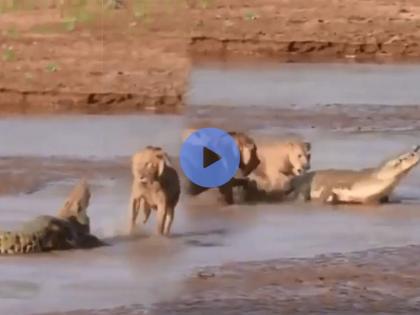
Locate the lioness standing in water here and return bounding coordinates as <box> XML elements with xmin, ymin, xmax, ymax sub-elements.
<box><xmin>242</xmin><ymin>137</ymin><xmax>312</xmax><ymax>201</ymax></box>
<box><xmin>128</xmin><ymin>146</ymin><xmax>180</xmax><ymax>236</ymax></box>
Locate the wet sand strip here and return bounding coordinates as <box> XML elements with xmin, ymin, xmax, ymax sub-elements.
<box><xmin>186</xmin><ymin>104</ymin><xmax>420</xmax><ymax>132</ymax></box>
<box><xmin>0</xmin><ymin>157</ymin><xmax>129</xmax><ymax>196</ymax></box>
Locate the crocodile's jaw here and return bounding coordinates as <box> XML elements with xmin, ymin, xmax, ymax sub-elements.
<box><xmin>376</xmin><ymin>152</ymin><xmax>420</xmax><ymax>181</ymax></box>
<box><xmin>323</xmin><ymin>165</ymin><xmax>415</xmax><ymax>203</ymax></box>
<box><xmin>329</xmin><ymin>178</ymin><xmax>395</xmax><ymax>203</ymax></box>
<box><xmin>377</xmin><ymin>164</ymin><xmax>418</xmax><ymax>182</ymax></box>
<box><xmin>311</xmin><ymin>177</ymin><xmax>396</xmax><ymax>204</ymax></box>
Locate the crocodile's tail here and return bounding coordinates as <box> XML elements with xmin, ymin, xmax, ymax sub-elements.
<box><xmin>0</xmin><ymin>231</ymin><xmax>42</xmax><ymax>255</ymax></box>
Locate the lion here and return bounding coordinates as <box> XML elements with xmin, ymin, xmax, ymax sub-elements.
<box><xmin>243</xmin><ymin>137</ymin><xmax>312</xmax><ymax>201</ymax></box>
<box><xmin>128</xmin><ymin>146</ymin><xmax>180</xmax><ymax>236</ymax></box>
<box><xmin>182</xmin><ymin>128</ymin><xmax>260</xmax><ymax>204</ymax></box>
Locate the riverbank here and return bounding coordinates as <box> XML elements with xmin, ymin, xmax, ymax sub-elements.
<box><xmin>1</xmin><ymin>0</ymin><xmax>420</xmax><ymax>113</ymax></box>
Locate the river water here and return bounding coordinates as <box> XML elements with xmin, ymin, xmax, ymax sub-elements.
<box><xmin>1</xmin><ymin>62</ymin><xmax>420</xmax><ymax>314</ymax></box>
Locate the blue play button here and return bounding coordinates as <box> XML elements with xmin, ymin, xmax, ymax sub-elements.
<box><xmin>180</xmin><ymin>128</ymin><xmax>240</xmax><ymax>188</ymax></box>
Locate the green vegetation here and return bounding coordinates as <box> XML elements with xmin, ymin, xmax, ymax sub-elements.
<box><xmin>46</xmin><ymin>62</ymin><xmax>59</xmax><ymax>72</ymax></box>
<box><xmin>200</xmin><ymin>0</ymin><xmax>211</xmax><ymax>9</ymax></box>
<box><xmin>62</xmin><ymin>18</ymin><xmax>77</xmax><ymax>32</ymax></box>
<box><xmin>64</xmin><ymin>1</ymin><xmax>95</xmax><ymax>23</ymax></box>
<box><xmin>244</xmin><ymin>10</ymin><xmax>258</xmax><ymax>21</ymax></box>
<box><xmin>0</xmin><ymin>0</ymin><xmax>46</xmax><ymax>12</ymax></box>
<box><xmin>4</xmin><ymin>26</ymin><xmax>20</xmax><ymax>38</ymax></box>
<box><xmin>132</xmin><ymin>0</ymin><xmax>149</xmax><ymax>20</ymax></box>
<box><xmin>2</xmin><ymin>46</ymin><xmax>16</xmax><ymax>62</ymax></box>
<box><xmin>0</xmin><ymin>0</ymin><xmax>186</xmax><ymax>32</ymax></box>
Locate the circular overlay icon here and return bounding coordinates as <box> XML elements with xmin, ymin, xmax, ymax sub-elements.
<box><xmin>180</xmin><ymin>128</ymin><xmax>240</xmax><ymax>188</ymax></box>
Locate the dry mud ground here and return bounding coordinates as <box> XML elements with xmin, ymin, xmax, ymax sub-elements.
<box><xmin>2</xmin><ymin>0</ymin><xmax>420</xmax><ymax>112</ymax></box>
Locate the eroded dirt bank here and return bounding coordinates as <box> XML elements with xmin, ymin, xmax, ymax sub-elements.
<box><xmin>2</xmin><ymin>0</ymin><xmax>420</xmax><ymax>113</ymax></box>
<box><xmin>37</xmin><ymin>244</ymin><xmax>420</xmax><ymax>314</ymax></box>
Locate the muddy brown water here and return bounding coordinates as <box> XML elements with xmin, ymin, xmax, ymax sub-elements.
<box><xmin>2</xmin><ymin>63</ymin><xmax>420</xmax><ymax>314</ymax></box>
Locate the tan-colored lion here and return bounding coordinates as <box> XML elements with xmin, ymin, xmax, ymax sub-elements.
<box><xmin>128</xmin><ymin>146</ymin><xmax>180</xmax><ymax>236</ymax></box>
<box><xmin>243</xmin><ymin>137</ymin><xmax>312</xmax><ymax>201</ymax></box>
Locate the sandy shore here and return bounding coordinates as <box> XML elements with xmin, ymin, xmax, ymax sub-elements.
<box><xmin>1</xmin><ymin>0</ymin><xmax>420</xmax><ymax>113</ymax></box>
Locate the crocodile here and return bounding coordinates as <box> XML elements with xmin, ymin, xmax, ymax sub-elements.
<box><xmin>0</xmin><ymin>179</ymin><xmax>104</xmax><ymax>255</ymax></box>
<box><xmin>286</xmin><ymin>146</ymin><xmax>420</xmax><ymax>204</ymax></box>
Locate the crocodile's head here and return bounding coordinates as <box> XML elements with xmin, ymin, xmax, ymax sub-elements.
<box><xmin>58</xmin><ymin>179</ymin><xmax>91</xmax><ymax>231</ymax></box>
<box><xmin>376</xmin><ymin>149</ymin><xmax>420</xmax><ymax>181</ymax></box>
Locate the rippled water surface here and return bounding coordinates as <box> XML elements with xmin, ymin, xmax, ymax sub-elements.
<box><xmin>2</xmin><ymin>63</ymin><xmax>420</xmax><ymax>314</ymax></box>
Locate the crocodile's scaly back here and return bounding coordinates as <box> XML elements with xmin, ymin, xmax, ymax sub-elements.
<box><xmin>0</xmin><ymin>179</ymin><xmax>101</xmax><ymax>255</ymax></box>
<box><xmin>0</xmin><ymin>215</ymin><xmax>78</xmax><ymax>255</ymax></box>
<box><xmin>0</xmin><ymin>231</ymin><xmax>42</xmax><ymax>254</ymax></box>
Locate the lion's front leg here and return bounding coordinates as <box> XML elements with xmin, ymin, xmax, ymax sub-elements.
<box><xmin>128</xmin><ymin>192</ymin><xmax>140</xmax><ymax>234</ymax></box>
<box><xmin>156</xmin><ymin>199</ymin><xmax>167</xmax><ymax>236</ymax></box>
<box><xmin>140</xmin><ymin>198</ymin><xmax>151</xmax><ymax>224</ymax></box>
